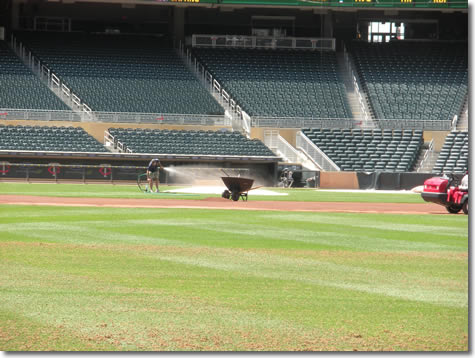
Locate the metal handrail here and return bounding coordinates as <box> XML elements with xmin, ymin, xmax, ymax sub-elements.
<box><xmin>0</xmin><ymin>108</ymin><xmax>227</xmax><ymax>125</ymax></box>
<box><xmin>192</xmin><ymin>34</ymin><xmax>336</xmax><ymax>51</ymax></box>
<box><xmin>0</xmin><ymin>107</ymin><xmax>454</xmax><ymax>130</ymax></box>
<box><xmin>253</xmin><ymin>116</ymin><xmax>355</xmax><ymax>129</ymax></box>
<box><xmin>179</xmin><ymin>43</ymin><xmax>246</xmax><ymax>134</ymax></box>
<box><xmin>264</xmin><ymin>130</ymin><xmax>300</xmax><ymax>163</ymax></box>
<box><xmin>10</xmin><ymin>34</ymin><xmax>91</xmax><ymax>117</ymax></box>
<box><xmin>343</xmin><ymin>43</ymin><xmax>372</xmax><ymax>125</ymax></box>
<box><xmin>296</xmin><ymin>132</ymin><xmax>339</xmax><ymax>172</ymax></box>
<box><xmin>277</xmin><ymin>135</ymin><xmax>301</xmax><ymax>163</ymax></box>
<box><xmin>417</xmin><ymin>139</ymin><xmax>434</xmax><ymax>173</ymax></box>
<box><xmin>451</xmin><ymin>115</ymin><xmax>458</xmax><ymax>131</ymax></box>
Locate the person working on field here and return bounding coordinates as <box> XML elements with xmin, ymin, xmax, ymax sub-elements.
<box><xmin>146</xmin><ymin>158</ymin><xmax>164</xmax><ymax>193</ymax></box>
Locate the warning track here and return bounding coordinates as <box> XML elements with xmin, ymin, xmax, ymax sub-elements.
<box><xmin>0</xmin><ymin>194</ymin><xmax>449</xmax><ymax>214</ymax></box>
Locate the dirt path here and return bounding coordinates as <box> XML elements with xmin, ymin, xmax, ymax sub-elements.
<box><xmin>0</xmin><ymin>195</ymin><xmax>449</xmax><ymax>214</ymax></box>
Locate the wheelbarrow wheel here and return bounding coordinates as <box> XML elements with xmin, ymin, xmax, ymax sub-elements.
<box><xmin>231</xmin><ymin>191</ymin><xmax>240</xmax><ymax>202</ymax></box>
<box><xmin>222</xmin><ymin>190</ymin><xmax>231</xmax><ymax>199</ymax></box>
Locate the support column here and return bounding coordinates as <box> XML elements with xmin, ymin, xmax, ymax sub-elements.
<box><xmin>11</xmin><ymin>0</ymin><xmax>21</xmax><ymax>30</ymax></box>
<box><xmin>173</xmin><ymin>6</ymin><xmax>185</xmax><ymax>47</ymax></box>
<box><xmin>322</xmin><ymin>12</ymin><xmax>333</xmax><ymax>38</ymax></box>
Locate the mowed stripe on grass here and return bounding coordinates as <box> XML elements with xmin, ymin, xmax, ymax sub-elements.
<box><xmin>0</xmin><ymin>205</ymin><xmax>468</xmax><ymax>351</ymax></box>
<box><xmin>0</xmin><ymin>182</ymin><xmax>426</xmax><ymax>203</ymax></box>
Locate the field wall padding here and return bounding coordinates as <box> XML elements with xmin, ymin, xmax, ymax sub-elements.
<box><xmin>312</xmin><ymin>172</ymin><xmax>440</xmax><ymax>190</ymax></box>
<box><xmin>319</xmin><ymin>172</ymin><xmax>359</xmax><ymax>189</ymax></box>
<box><xmin>356</xmin><ymin>172</ymin><xmax>441</xmax><ymax>190</ymax></box>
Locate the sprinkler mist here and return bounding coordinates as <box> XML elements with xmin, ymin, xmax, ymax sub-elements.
<box><xmin>163</xmin><ymin>167</ymin><xmax>177</xmax><ymax>174</ymax></box>
<box><xmin>163</xmin><ymin>165</ymin><xmax>250</xmax><ymax>186</ymax></box>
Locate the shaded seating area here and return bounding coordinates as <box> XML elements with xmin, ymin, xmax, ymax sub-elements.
<box><xmin>107</xmin><ymin>128</ymin><xmax>276</xmax><ymax>157</ymax></box>
<box><xmin>302</xmin><ymin>128</ymin><xmax>423</xmax><ymax>172</ymax></box>
<box><xmin>0</xmin><ymin>125</ymin><xmax>108</xmax><ymax>152</ymax></box>
<box><xmin>350</xmin><ymin>41</ymin><xmax>467</xmax><ymax>122</ymax></box>
<box><xmin>193</xmin><ymin>48</ymin><xmax>352</xmax><ymax>119</ymax></box>
<box><xmin>0</xmin><ymin>41</ymin><xmax>69</xmax><ymax>111</ymax></box>
<box><xmin>16</xmin><ymin>32</ymin><xmax>223</xmax><ymax>115</ymax></box>
<box><xmin>432</xmin><ymin>131</ymin><xmax>468</xmax><ymax>174</ymax></box>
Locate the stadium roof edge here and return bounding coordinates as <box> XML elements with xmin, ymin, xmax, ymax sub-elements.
<box><xmin>42</xmin><ymin>0</ymin><xmax>468</xmax><ymax>11</ymax></box>
<box><xmin>0</xmin><ymin>150</ymin><xmax>281</xmax><ymax>163</ymax></box>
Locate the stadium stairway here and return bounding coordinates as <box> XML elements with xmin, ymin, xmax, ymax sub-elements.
<box><xmin>456</xmin><ymin>98</ymin><xmax>469</xmax><ymax>131</ymax></box>
<box><xmin>177</xmin><ymin>48</ymin><xmax>244</xmax><ymax>133</ymax></box>
<box><xmin>349</xmin><ymin>41</ymin><xmax>467</xmax><ymax>125</ymax></box>
<box><xmin>0</xmin><ymin>41</ymin><xmax>71</xmax><ymax>111</ymax></box>
<box><xmin>192</xmin><ymin>48</ymin><xmax>353</xmax><ymax>120</ymax></box>
<box><xmin>335</xmin><ymin>52</ymin><xmax>376</xmax><ymax>129</ymax></box>
<box><xmin>15</xmin><ymin>32</ymin><xmax>224</xmax><ymax>117</ymax></box>
<box><xmin>413</xmin><ymin>143</ymin><xmax>438</xmax><ymax>173</ymax></box>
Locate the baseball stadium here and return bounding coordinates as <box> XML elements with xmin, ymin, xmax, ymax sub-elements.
<box><xmin>0</xmin><ymin>0</ymin><xmax>469</xmax><ymax>352</ymax></box>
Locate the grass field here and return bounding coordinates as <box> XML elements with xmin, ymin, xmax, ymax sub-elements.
<box><xmin>0</xmin><ymin>182</ymin><xmax>426</xmax><ymax>203</ymax></box>
<box><xmin>0</xmin><ymin>183</ymin><xmax>468</xmax><ymax>351</ymax></box>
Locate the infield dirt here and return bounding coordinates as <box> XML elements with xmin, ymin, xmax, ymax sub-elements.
<box><xmin>0</xmin><ymin>194</ymin><xmax>449</xmax><ymax>214</ymax></box>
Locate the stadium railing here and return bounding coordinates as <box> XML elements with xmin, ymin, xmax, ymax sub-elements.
<box><xmin>10</xmin><ymin>35</ymin><xmax>88</xmax><ymax>115</ymax></box>
<box><xmin>179</xmin><ymin>42</ymin><xmax>251</xmax><ymax>136</ymax></box>
<box><xmin>375</xmin><ymin>119</ymin><xmax>451</xmax><ymax>130</ymax></box>
<box><xmin>0</xmin><ymin>110</ymin><xmax>451</xmax><ymax>130</ymax></box>
<box><xmin>0</xmin><ymin>108</ymin><xmax>229</xmax><ymax>126</ymax></box>
<box><xmin>342</xmin><ymin>43</ymin><xmax>373</xmax><ymax>127</ymax></box>
<box><xmin>295</xmin><ymin>132</ymin><xmax>340</xmax><ymax>172</ymax></box>
<box><xmin>252</xmin><ymin>116</ymin><xmax>355</xmax><ymax>129</ymax></box>
<box><xmin>263</xmin><ymin>130</ymin><xmax>301</xmax><ymax>163</ymax></box>
<box><xmin>0</xmin><ymin>109</ymin><xmax>82</xmax><ymax>121</ymax></box>
<box><xmin>416</xmin><ymin>139</ymin><xmax>435</xmax><ymax>173</ymax></box>
<box><xmin>191</xmin><ymin>34</ymin><xmax>336</xmax><ymax>51</ymax></box>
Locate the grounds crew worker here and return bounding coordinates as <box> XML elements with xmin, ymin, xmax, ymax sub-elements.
<box><xmin>146</xmin><ymin>158</ymin><xmax>164</xmax><ymax>193</ymax></box>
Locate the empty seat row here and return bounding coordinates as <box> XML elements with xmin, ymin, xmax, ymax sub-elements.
<box><xmin>432</xmin><ymin>131</ymin><xmax>468</xmax><ymax>174</ymax></box>
<box><xmin>193</xmin><ymin>47</ymin><xmax>352</xmax><ymax>119</ymax></box>
<box><xmin>15</xmin><ymin>31</ymin><xmax>224</xmax><ymax>116</ymax></box>
<box><xmin>108</xmin><ymin>128</ymin><xmax>275</xmax><ymax>157</ymax></box>
<box><xmin>302</xmin><ymin>128</ymin><xmax>423</xmax><ymax>172</ymax></box>
<box><xmin>0</xmin><ymin>124</ymin><xmax>108</xmax><ymax>152</ymax></box>
<box><xmin>350</xmin><ymin>41</ymin><xmax>467</xmax><ymax>123</ymax></box>
<box><xmin>0</xmin><ymin>41</ymin><xmax>70</xmax><ymax>111</ymax></box>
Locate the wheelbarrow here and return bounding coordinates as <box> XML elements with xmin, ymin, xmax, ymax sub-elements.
<box><xmin>221</xmin><ymin>176</ymin><xmax>255</xmax><ymax>201</ymax></box>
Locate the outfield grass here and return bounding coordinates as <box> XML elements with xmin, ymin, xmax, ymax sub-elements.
<box><xmin>0</xmin><ymin>203</ymin><xmax>468</xmax><ymax>351</ymax></box>
<box><xmin>0</xmin><ymin>182</ymin><xmax>426</xmax><ymax>203</ymax></box>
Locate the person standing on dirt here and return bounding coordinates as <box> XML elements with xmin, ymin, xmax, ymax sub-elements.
<box><xmin>147</xmin><ymin>158</ymin><xmax>164</xmax><ymax>193</ymax></box>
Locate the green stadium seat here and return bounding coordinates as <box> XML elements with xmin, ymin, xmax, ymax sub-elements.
<box><xmin>16</xmin><ymin>31</ymin><xmax>223</xmax><ymax>116</ymax></box>
<box><xmin>303</xmin><ymin>128</ymin><xmax>423</xmax><ymax>172</ymax></box>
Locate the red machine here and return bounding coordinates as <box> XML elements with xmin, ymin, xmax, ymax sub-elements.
<box><xmin>421</xmin><ymin>174</ymin><xmax>468</xmax><ymax>214</ymax></box>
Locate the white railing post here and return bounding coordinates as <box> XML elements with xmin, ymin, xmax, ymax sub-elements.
<box><xmin>417</xmin><ymin>139</ymin><xmax>434</xmax><ymax>173</ymax></box>
<box><xmin>264</xmin><ymin>130</ymin><xmax>300</xmax><ymax>163</ymax></box>
<box><xmin>241</xmin><ymin>111</ymin><xmax>251</xmax><ymax>137</ymax></box>
<box><xmin>451</xmin><ymin>115</ymin><xmax>458</xmax><ymax>131</ymax></box>
<box><xmin>278</xmin><ymin>135</ymin><xmax>299</xmax><ymax>163</ymax></box>
<box><xmin>8</xmin><ymin>36</ymin><xmax>91</xmax><ymax>114</ymax></box>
